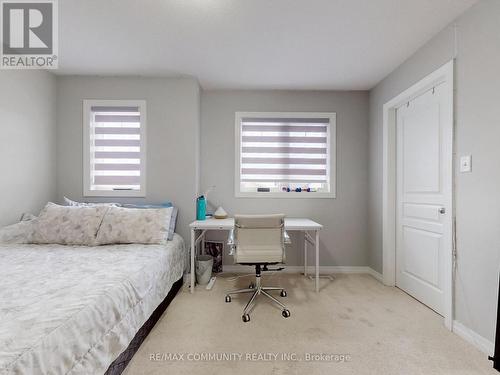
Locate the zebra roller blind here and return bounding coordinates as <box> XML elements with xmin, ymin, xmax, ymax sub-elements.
<box><xmin>84</xmin><ymin>100</ymin><xmax>146</xmax><ymax>196</ymax></box>
<box><xmin>237</xmin><ymin>113</ymin><xmax>335</xmax><ymax>197</ymax></box>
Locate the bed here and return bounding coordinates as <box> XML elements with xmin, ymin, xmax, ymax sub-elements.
<box><xmin>0</xmin><ymin>234</ymin><xmax>186</xmax><ymax>375</ymax></box>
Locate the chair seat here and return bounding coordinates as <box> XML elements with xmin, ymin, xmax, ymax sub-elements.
<box><xmin>235</xmin><ymin>245</ymin><xmax>283</xmax><ymax>263</ymax></box>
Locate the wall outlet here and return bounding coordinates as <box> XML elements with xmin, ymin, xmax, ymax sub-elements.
<box><xmin>460</xmin><ymin>155</ymin><xmax>472</xmax><ymax>173</ymax></box>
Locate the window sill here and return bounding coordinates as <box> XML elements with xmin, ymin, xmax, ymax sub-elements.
<box><xmin>235</xmin><ymin>192</ymin><xmax>336</xmax><ymax>199</ymax></box>
<box><xmin>83</xmin><ymin>190</ymin><xmax>146</xmax><ymax>198</ymax></box>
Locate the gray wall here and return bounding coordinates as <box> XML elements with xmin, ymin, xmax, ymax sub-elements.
<box><xmin>56</xmin><ymin>76</ymin><xmax>200</xmax><ymax>242</ymax></box>
<box><xmin>201</xmin><ymin>90</ymin><xmax>369</xmax><ymax>266</ymax></box>
<box><xmin>368</xmin><ymin>0</ymin><xmax>500</xmax><ymax>343</ymax></box>
<box><xmin>0</xmin><ymin>71</ymin><xmax>56</xmax><ymax>226</ymax></box>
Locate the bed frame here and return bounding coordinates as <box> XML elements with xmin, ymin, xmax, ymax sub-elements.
<box><xmin>104</xmin><ymin>277</ymin><xmax>184</xmax><ymax>375</ymax></box>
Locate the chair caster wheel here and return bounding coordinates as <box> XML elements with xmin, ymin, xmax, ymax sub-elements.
<box><xmin>242</xmin><ymin>314</ymin><xmax>250</xmax><ymax>322</ymax></box>
<box><xmin>225</xmin><ymin>295</ymin><xmax>231</xmax><ymax>303</ymax></box>
<box><xmin>282</xmin><ymin>309</ymin><xmax>291</xmax><ymax>318</ymax></box>
<box><xmin>249</xmin><ymin>283</ymin><xmax>255</xmax><ymax>289</ymax></box>
<box><xmin>280</xmin><ymin>290</ymin><xmax>287</xmax><ymax>297</ymax></box>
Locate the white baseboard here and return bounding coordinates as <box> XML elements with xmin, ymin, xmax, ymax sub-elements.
<box><xmin>367</xmin><ymin>267</ymin><xmax>383</xmax><ymax>282</ymax></box>
<box><xmin>222</xmin><ymin>265</ymin><xmax>383</xmax><ymax>281</ymax></box>
<box><xmin>452</xmin><ymin>320</ymin><xmax>494</xmax><ymax>356</ymax></box>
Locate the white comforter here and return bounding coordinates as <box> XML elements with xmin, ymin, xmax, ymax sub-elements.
<box><xmin>0</xmin><ymin>234</ymin><xmax>185</xmax><ymax>375</ymax></box>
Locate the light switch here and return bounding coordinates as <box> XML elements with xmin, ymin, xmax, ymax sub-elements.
<box><xmin>460</xmin><ymin>155</ymin><xmax>472</xmax><ymax>173</ymax></box>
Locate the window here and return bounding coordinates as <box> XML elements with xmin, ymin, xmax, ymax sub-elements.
<box><xmin>235</xmin><ymin>112</ymin><xmax>336</xmax><ymax>198</ymax></box>
<box><xmin>83</xmin><ymin>100</ymin><xmax>146</xmax><ymax>197</ymax></box>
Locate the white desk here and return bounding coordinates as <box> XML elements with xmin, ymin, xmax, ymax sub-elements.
<box><xmin>189</xmin><ymin>217</ymin><xmax>323</xmax><ymax>293</ymax></box>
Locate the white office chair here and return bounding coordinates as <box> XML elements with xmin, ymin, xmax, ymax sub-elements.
<box><xmin>225</xmin><ymin>214</ymin><xmax>291</xmax><ymax>322</ymax></box>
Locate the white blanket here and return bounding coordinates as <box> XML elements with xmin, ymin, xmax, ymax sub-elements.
<box><xmin>0</xmin><ymin>234</ymin><xmax>185</xmax><ymax>375</ymax></box>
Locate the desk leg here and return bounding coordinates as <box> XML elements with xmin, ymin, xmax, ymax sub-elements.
<box><xmin>190</xmin><ymin>228</ymin><xmax>195</xmax><ymax>294</ymax></box>
<box><xmin>304</xmin><ymin>232</ymin><xmax>308</xmax><ymax>277</ymax></box>
<box><xmin>315</xmin><ymin>230</ymin><xmax>320</xmax><ymax>293</ymax></box>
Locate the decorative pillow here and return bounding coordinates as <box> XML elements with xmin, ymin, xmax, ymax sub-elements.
<box><xmin>32</xmin><ymin>203</ymin><xmax>109</xmax><ymax>245</ymax></box>
<box><xmin>120</xmin><ymin>203</ymin><xmax>177</xmax><ymax>240</ymax></box>
<box><xmin>168</xmin><ymin>207</ymin><xmax>178</xmax><ymax>240</ymax></box>
<box><xmin>0</xmin><ymin>220</ymin><xmax>37</xmax><ymax>244</ymax></box>
<box><xmin>64</xmin><ymin>196</ymin><xmax>120</xmax><ymax>207</ymax></box>
<box><xmin>121</xmin><ymin>202</ymin><xmax>172</xmax><ymax>209</ymax></box>
<box><xmin>96</xmin><ymin>206</ymin><xmax>173</xmax><ymax>245</ymax></box>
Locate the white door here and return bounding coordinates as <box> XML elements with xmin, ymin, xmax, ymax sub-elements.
<box><xmin>396</xmin><ymin>82</ymin><xmax>452</xmax><ymax>315</ymax></box>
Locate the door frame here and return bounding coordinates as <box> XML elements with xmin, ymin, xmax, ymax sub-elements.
<box><xmin>382</xmin><ymin>60</ymin><xmax>454</xmax><ymax>330</ymax></box>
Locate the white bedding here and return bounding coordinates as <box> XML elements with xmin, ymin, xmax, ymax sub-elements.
<box><xmin>0</xmin><ymin>234</ymin><xmax>185</xmax><ymax>375</ymax></box>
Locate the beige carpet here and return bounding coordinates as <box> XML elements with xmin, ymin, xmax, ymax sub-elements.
<box><xmin>124</xmin><ymin>273</ymin><xmax>495</xmax><ymax>375</ymax></box>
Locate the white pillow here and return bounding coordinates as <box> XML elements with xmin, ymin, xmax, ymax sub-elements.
<box><xmin>32</xmin><ymin>203</ymin><xmax>109</xmax><ymax>245</ymax></box>
<box><xmin>96</xmin><ymin>206</ymin><xmax>173</xmax><ymax>245</ymax></box>
<box><xmin>64</xmin><ymin>196</ymin><xmax>120</xmax><ymax>207</ymax></box>
<box><xmin>0</xmin><ymin>220</ymin><xmax>36</xmax><ymax>244</ymax></box>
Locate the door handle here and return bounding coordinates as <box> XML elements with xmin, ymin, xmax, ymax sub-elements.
<box><xmin>438</xmin><ymin>207</ymin><xmax>446</xmax><ymax>214</ymax></box>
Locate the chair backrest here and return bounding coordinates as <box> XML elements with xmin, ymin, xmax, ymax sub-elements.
<box><xmin>234</xmin><ymin>214</ymin><xmax>285</xmax><ymax>264</ymax></box>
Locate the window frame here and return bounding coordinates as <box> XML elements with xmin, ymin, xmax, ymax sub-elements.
<box><xmin>234</xmin><ymin>111</ymin><xmax>336</xmax><ymax>199</ymax></box>
<box><xmin>83</xmin><ymin>99</ymin><xmax>147</xmax><ymax>197</ymax></box>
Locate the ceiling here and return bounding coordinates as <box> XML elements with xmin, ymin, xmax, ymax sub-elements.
<box><xmin>57</xmin><ymin>0</ymin><xmax>477</xmax><ymax>90</ymax></box>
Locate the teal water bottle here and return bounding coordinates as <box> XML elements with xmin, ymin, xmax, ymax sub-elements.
<box><xmin>196</xmin><ymin>195</ymin><xmax>206</xmax><ymax>220</ymax></box>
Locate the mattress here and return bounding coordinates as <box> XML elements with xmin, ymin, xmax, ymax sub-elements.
<box><xmin>0</xmin><ymin>234</ymin><xmax>186</xmax><ymax>375</ymax></box>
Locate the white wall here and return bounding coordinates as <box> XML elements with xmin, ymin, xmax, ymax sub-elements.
<box><xmin>56</xmin><ymin>76</ymin><xmax>200</xmax><ymax>242</ymax></box>
<box><xmin>0</xmin><ymin>71</ymin><xmax>57</xmax><ymax>226</ymax></box>
<box><xmin>201</xmin><ymin>90</ymin><xmax>369</xmax><ymax>266</ymax></box>
<box><xmin>368</xmin><ymin>0</ymin><xmax>500</xmax><ymax>345</ymax></box>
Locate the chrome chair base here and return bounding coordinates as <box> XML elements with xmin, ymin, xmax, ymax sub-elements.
<box><xmin>225</xmin><ymin>273</ymin><xmax>290</xmax><ymax>322</ymax></box>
